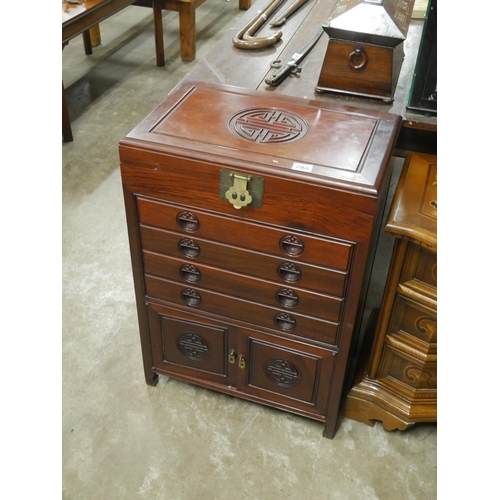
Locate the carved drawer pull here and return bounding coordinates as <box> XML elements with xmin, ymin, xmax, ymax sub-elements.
<box><xmin>277</xmin><ymin>262</ymin><xmax>302</xmax><ymax>282</ymax></box>
<box><xmin>181</xmin><ymin>288</ymin><xmax>202</xmax><ymax>306</ymax></box>
<box><xmin>348</xmin><ymin>47</ymin><xmax>367</xmax><ymax>70</ymax></box>
<box><xmin>176</xmin><ymin>211</ymin><xmax>200</xmax><ymax>232</ymax></box>
<box><xmin>178</xmin><ymin>238</ymin><xmax>200</xmax><ymax>258</ymax></box>
<box><xmin>274</xmin><ymin>312</ymin><xmax>297</xmax><ymax>331</ymax></box>
<box><xmin>279</xmin><ymin>235</ymin><xmax>305</xmax><ymax>256</ymax></box>
<box><xmin>179</xmin><ymin>264</ymin><xmax>202</xmax><ymax>282</ymax></box>
<box><xmin>276</xmin><ymin>288</ymin><xmax>299</xmax><ymax>307</ymax></box>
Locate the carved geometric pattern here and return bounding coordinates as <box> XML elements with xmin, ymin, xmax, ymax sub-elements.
<box><xmin>228</xmin><ymin>108</ymin><xmax>308</xmax><ymax>144</ymax></box>
<box><xmin>265</xmin><ymin>358</ymin><xmax>301</xmax><ymax>387</ymax></box>
<box><xmin>176</xmin><ymin>332</ymin><xmax>210</xmax><ymax>360</ymax></box>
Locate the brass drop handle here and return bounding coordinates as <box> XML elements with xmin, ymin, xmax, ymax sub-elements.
<box><xmin>228</xmin><ymin>348</ymin><xmax>237</xmax><ymax>364</ymax></box>
<box><xmin>348</xmin><ymin>47</ymin><xmax>367</xmax><ymax>70</ymax></box>
<box><xmin>238</xmin><ymin>355</ymin><xmax>246</xmax><ymax>369</ymax></box>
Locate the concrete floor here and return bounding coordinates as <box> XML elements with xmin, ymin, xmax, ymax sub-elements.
<box><xmin>62</xmin><ymin>4</ymin><xmax>437</xmax><ymax>499</ymax></box>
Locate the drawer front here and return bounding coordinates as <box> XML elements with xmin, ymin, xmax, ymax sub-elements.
<box><xmin>140</xmin><ymin>226</ymin><xmax>348</xmax><ymax>297</ymax></box>
<box><xmin>145</xmin><ymin>275</ymin><xmax>339</xmax><ymax>345</ymax></box>
<box><xmin>389</xmin><ymin>294</ymin><xmax>437</xmax><ymax>347</ymax></box>
<box><xmin>401</xmin><ymin>243</ymin><xmax>437</xmax><ymax>293</ymax></box>
<box><xmin>377</xmin><ymin>343</ymin><xmax>437</xmax><ymax>401</ymax></box>
<box><xmin>143</xmin><ymin>251</ymin><xmax>343</xmax><ymax>323</ymax></box>
<box><xmin>137</xmin><ymin>197</ymin><xmax>353</xmax><ymax>272</ymax></box>
<box><xmin>237</xmin><ymin>329</ymin><xmax>336</xmax><ymax>416</ymax></box>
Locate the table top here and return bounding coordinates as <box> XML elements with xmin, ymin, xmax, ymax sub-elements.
<box><xmin>62</xmin><ymin>0</ymin><xmax>135</xmax><ymax>43</ymax></box>
<box><xmin>174</xmin><ymin>0</ymin><xmax>437</xmax><ymax>149</ymax></box>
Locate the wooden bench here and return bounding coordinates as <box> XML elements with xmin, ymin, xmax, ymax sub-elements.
<box><xmin>133</xmin><ymin>0</ymin><xmax>251</xmax><ymax>63</ymax></box>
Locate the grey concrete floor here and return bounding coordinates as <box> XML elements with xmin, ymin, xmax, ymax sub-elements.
<box><xmin>62</xmin><ymin>4</ymin><xmax>437</xmax><ymax>499</ymax></box>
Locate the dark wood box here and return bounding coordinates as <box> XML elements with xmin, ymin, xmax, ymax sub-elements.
<box><xmin>119</xmin><ymin>81</ymin><xmax>401</xmax><ymax>438</ymax></box>
<box><xmin>316</xmin><ymin>0</ymin><xmax>415</xmax><ymax>102</ymax></box>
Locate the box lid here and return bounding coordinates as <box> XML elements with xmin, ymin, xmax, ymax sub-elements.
<box><xmin>120</xmin><ymin>81</ymin><xmax>401</xmax><ymax>197</ymax></box>
<box><xmin>323</xmin><ymin>0</ymin><xmax>415</xmax><ymax>47</ymax></box>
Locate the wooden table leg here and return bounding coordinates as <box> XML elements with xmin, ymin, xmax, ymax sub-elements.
<box><xmin>178</xmin><ymin>4</ymin><xmax>196</xmax><ymax>61</ymax></box>
<box><xmin>82</xmin><ymin>29</ymin><xmax>93</xmax><ymax>55</ymax></box>
<box><xmin>89</xmin><ymin>24</ymin><xmax>101</xmax><ymax>47</ymax></box>
<box><xmin>153</xmin><ymin>0</ymin><xmax>165</xmax><ymax>66</ymax></box>
<box><xmin>62</xmin><ymin>82</ymin><xmax>73</xmax><ymax>143</ymax></box>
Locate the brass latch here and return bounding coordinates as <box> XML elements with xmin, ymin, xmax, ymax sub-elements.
<box><xmin>220</xmin><ymin>170</ymin><xmax>264</xmax><ymax>209</ymax></box>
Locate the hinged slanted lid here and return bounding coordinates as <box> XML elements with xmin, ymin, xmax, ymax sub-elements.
<box><xmin>120</xmin><ymin>81</ymin><xmax>401</xmax><ymax>196</ymax></box>
<box><xmin>323</xmin><ymin>0</ymin><xmax>415</xmax><ymax>47</ymax></box>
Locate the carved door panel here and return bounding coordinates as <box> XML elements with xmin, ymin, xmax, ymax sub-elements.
<box><xmin>148</xmin><ymin>304</ymin><xmax>236</xmax><ymax>386</ymax></box>
<box><xmin>236</xmin><ymin>329</ymin><xmax>337</xmax><ymax>417</ymax></box>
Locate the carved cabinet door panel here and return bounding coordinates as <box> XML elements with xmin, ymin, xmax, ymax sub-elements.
<box><xmin>236</xmin><ymin>329</ymin><xmax>336</xmax><ymax>417</ymax></box>
<box><xmin>147</xmin><ymin>304</ymin><xmax>236</xmax><ymax>386</ymax></box>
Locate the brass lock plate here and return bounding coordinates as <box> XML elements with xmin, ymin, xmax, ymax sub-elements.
<box><xmin>219</xmin><ymin>169</ymin><xmax>264</xmax><ymax>209</ymax></box>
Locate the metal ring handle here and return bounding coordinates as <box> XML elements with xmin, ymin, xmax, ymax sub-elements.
<box><xmin>348</xmin><ymin>47</ymin><xmax>367</xmax><ymax>70</ymax></box>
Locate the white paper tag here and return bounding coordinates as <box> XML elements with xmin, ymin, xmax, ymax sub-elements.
<box><xmin>292</xmin><ymin>162</ymin><xmax>314</xmax><ymax>172</ymax></box>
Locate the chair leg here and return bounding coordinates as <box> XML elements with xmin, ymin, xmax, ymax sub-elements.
<box><xmin>82</xmin><ymin>29</ymin><xmax>93</xmax><ymax>55</ymax></box>
<box><xmin>62</xmin><ymin>82</ymin><xmax>73</xmax><ymax>143</ymax></box>
<box><xmin>178</xmin><ymin>4</ymin><xmax>196</xmax><ymax>61</ymax></box>
<box><xmin>153</xmin><ymin>1</ymin><xmax>165</xmax><ymax>66</ymax></box>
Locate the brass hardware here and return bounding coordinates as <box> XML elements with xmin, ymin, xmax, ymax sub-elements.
<box><xmin>220</xmin><ymin>170</ymin><xmax>264</xmax><ymax>209</ymax></box>
<box><xmin>228</xmin><ymin>348</ymin><xmax>237</xmax><ymax>364</ymax></box>
<box><xmin>238</xmin><ymin>355</ymin><xmax>246</xmax><ymax>369</ymax></box>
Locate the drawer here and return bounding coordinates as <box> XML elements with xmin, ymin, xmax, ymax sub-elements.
<box><xmin>144</xmin><ymin>275</ymin><xmax>339</xmax><ymax>345</ymax></box>
<box><xmin>401</xmin><ymin>243</ymin><xmax>437</xmax><ymax>295</ymax></box>
<box><xmin>140</xmin><ymin>226</ymin><xmax>348</xmax><ymax>297</ymax></box>
<box><xmin>377</xmin><ymin>343</ymin><xmax>437</xmax><ymax>401</ymax></box>
<box><xmin>388</xmin><ymin>294</ymin><xmax>437</xmax><ymax>348</ymax></box>
<box><xmin>137</xmin><ymin>197</ymin><xmax>353</xmax><ymax>272</ymax></box>
<box><xmin>143</xmin><ymin>251</ymin><xmax>343</xmax><ymax>323</ymax></box>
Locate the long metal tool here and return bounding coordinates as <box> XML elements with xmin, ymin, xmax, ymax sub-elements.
<box><xmin>265</xmin><ymin>26</ymin><xmax>324</xmax><ymax>86</ymax></box>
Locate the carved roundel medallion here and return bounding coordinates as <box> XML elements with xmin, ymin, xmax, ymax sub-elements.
<box><xmin>228</xmin><ymin>108</ymin><xmax>309</xmax><ymax>144</ymax></box>
<box><xmin>265</xmin><ymin>358</ymin><xmax>301</xmax><ymax>387</ymax></box>
<box><xmin>176</xmin><ymin>332</ymin><xmax>211</xmax><ymax>360</ymax></box>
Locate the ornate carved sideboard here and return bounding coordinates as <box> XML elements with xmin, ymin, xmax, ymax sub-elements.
<box><xmin>343</xmin><ymin>152</ymin><xmax>437</xmax><ymax>430</ymax></box>
<box><xmin>119</xmin><ymin>81</ymin><xmax>401</xmax><ymax>438</ymax></box>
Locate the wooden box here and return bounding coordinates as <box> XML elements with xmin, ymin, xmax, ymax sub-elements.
<box><xmin>316</xmin><ymin>0</ymin><xmax>415</xmax><ymax>102</ymax></box>
<box><xmin>119</xmin><ymin>81</ymin><xmax>401</xmax><ymax>438</ymax></box>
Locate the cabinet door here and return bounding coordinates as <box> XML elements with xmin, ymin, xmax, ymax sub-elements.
<box><xmin>236</xmin><ymin>330</ymin><xmax>336</xmax><ymax>417</ymax></box>
<box><xmin>147</xmin><ymin>304</ymin><xmax>235</xmax><ymax>386</ymax></box>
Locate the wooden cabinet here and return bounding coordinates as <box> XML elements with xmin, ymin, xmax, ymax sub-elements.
<box><xmin>344</xmin><ymin>152</ymin><xmax>437</xmax><ymax>430</ymax></box>
<box><xmin>119</xmin><ymin>81</ymin><xmax>401</xmax><ymax>438</ymax></box>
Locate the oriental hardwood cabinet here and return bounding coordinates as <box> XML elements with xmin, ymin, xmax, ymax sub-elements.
<box><xmin>119</xmin><ymin>81</ymin><xmax>401</xmax><ymax>438</ymax></box>
<box><xmin>344</xmin><ymin>152</ymin><xmax>437</xmax><ymax>430</ymax></box>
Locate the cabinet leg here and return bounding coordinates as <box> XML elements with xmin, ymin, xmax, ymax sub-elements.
<box><xmin>238</xmin><ymin>0</ymin><xmax>251</xmax><ymax>9</ymax></box>
<box><xmin>145</xmin><ymin>370</ymin><xmax>159</xmax><ymax>387</ymax></box>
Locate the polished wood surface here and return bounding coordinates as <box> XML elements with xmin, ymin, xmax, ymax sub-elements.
<box><xmin>343</xmin><ymin>152</ymin><xmax>437</xmax><ymax>430</ymax></box>
<box><xmin>174</xmin><ymin>0</ymin><xmax>436</xmax><ymax>155</ymax></box>
<box><xmin>62</xmin><ymin>0</ymin><xmax>136</xmax><ymax>43</ymax></box>
<box><xmin>119</xmin><ymin>81</ymin><xmax>401</xmax><ymax>437</ymax></box>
